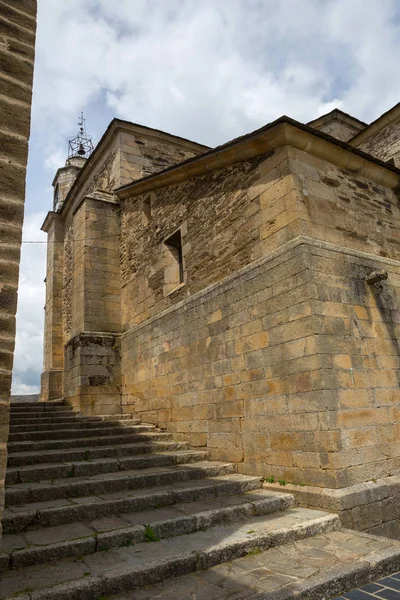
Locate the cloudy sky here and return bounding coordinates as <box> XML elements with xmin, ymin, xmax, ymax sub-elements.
<box><xmin>12</xmin><ymin>0</ymin><xmax>400</xmax><ymax>394</ymax></box>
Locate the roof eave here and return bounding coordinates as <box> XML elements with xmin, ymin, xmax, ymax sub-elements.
<box><xmin>115</xmin><ymin>117</ymin><xmax>400</xmax><ymax>200</ymax></box>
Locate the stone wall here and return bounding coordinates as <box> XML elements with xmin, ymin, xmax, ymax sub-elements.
<box><xmin>41</xmin><ymin>214</ymin><xmax>64</xmax><ymax>400</ymax></box>
<box><xmin>64</xmin><ymin>332</ymin><xmax>121</xmax><ymax>415</ymax></box>
<box><xmin>357</xmin><ymin>120</ymin><xmax>400</xmax><ymax>165</ymax></box>
<box><xmin>75</xmin><ymin>128</ymin><xmax>207</xmax><ymax>203</ymax></box>
<box><xmin>264</xmin><ymin>475</ymin><xmax>400</xmax><ymax>540</ymax></box>
<box><xmin>0</xmin><ymin>0</ymin><xmax>37</xmax><ymax>542</ymax></box>
<box><xmin>41</xmin><ymin>126</ymin><xmax>208</xmax><ymax>408</ymax></box>
<box><xmin>119</xmin><ymin>142</ymin><xmax>400</xmax><ymax>490</ymax></box>
<box><xmin>119</xmin><ymin>150</ymin><xmax>300</xmax><ymax>328</ymax></box>
<box><xmin>288</xmin><ymin>146</ymin><xmax>400</xmax><ymax>260</ymax></box>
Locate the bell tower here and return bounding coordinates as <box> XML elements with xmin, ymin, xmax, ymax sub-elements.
<box><xmin>52</xmin><ymin>112</ymin><xmax>94</xmax><ymax>211</ymax></box>
<box><xmin>41</xmin><ymin>113</ymin><xmax>94</xmax><ymax>402</ymax></box>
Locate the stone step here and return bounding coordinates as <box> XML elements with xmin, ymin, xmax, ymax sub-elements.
<box><xmin>6</xmin><ymin>449</ymin><xmax>211</xmax><ymax>484</ymax></box>
<box><xmin>0</xmin><ymin>508</ymin><xmax>340</xmax><ymax>599</ymax></box>
<box><xmin>1</xmin><ymin>489</ymin><xmax>294</xmax><ymax>570</ymax></box>
<box><xmin>10</xmin><ymin>404</ymin><xmax>71</xmax><ymax>413</ymax></box>
<box><xmin>7</xmin><ymin>430</ymin><xmax>172</xmax><ymax>453</ymax></box>
<box><xmin>7</xmin><ymin>424</ymin><xmax>157</xmax><ymax>442</ymax></box>
<box><xmin>5</xmin><ymin>461</ymin><xmax>238</xmax><ymax>506</ymax></box>
<box><xmin>10</xmin><ymin>402</ymin><xmax>65</xmax><ymax>409</ymax></box>
<box><xmin>9</xmin><ymin>414</ymin><xmax>139</xmax><ymax>425</ymax></box>
<box><xmin>3</xmin><ymin>473</ymin><xmax>262</xmax><ymax>533</ymax></box>
<box><xmin>7</xmin><ymin>440</ymin><xmax>191</xmax><ymax>467</ymax></box>
<box><xmin>109</xmin><ymin>530</ymin><xmax>400</xmax><ymax>600</ymax></box>
<box><xmin>8</xmin><ymin>419</ymin><xmax>143</xmax><ymax>433</ymax></box>
<box><xmin>9</xmin><ymin>411</ymin><xmax>79</xmax><ymax>421</ymax></box>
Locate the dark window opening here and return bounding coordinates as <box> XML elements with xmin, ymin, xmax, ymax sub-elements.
<box><xmin>143</xmin><ymin>195</ymin><xmax>152</xmax><ymax>222</ymax></box>
<box><xmin>164</xmin><ymin>229</ymin><xmax>185</xmax><ymax>294</ymax></box>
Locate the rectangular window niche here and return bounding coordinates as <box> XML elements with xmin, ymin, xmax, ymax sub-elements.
<box><xmin>164</xmin><ymin>229</ymin><xmax>185</xmax><ymax>295</ymax></box>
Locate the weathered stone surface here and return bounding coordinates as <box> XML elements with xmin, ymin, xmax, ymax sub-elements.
<box><xmin>0</xmin><ymin>0</ymin><xmax>37</xmax><ymax>547</ymax></box>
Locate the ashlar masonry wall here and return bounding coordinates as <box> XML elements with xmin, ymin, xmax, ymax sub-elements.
<box><xmin>42</xmin><ymin>125</ymin><xmax>207</xmax><ymax>412</ymax></box>
<box><xmin>120</xmin><ymin>141</ymin><xmax>400</xmax><ymax>491</ymax></box>
<box><xmin>0</xmin><ymin>0</ymin><xmax>37</xmax><ymax>542</ymax></box>
<box><xmin>355</xmin><ymin>117</ymin><xmax>400</xmax><ymax>165</ymax></box>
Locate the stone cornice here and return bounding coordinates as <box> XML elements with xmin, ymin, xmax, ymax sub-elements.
<box><xmin>116</xmin><ymin>119</ymin><xmax>400</xmax><ymax>199</ymax></box>
<box><xmin>349</xmin><ymin>102</ymin><xmax>400</xmax><ymax>147</ymax></box>
<box><xmin>41</xmin><ymin>211</ymin><xmax>63</xmax><ymax>233</ymax></box>
<box><xmin>71</xmin><ymin>191</ymin><xmax>119</xmax><ymax>217</ymax></box>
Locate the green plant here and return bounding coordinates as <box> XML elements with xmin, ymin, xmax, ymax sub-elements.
<box><xmin>247</xmin><ymin>547</ymin><xmax>261</xmax><ymax>556</ymax></box>
<box><xmin>278</xmin><ymin>479</ymin><xmax>286</xmax><ymax>486</ymax></box>
<box><xmin>83</xmin><ymin>572</ymin><xmax>90</xmax><ymax>577</ymax></box>
<box><xmin>265</xmin><ymin>475</ymin><xmax>275</xmax><ymax>484</ymax></box>
<box><xmin>246</xmin><ymin>529</ymin><xmax>256</xmax><ymax>534</ymax></box>
<box><xmin>144</xmin><ymin>524</ymin><xmax>159</xmax><ymax>542</ymax></box>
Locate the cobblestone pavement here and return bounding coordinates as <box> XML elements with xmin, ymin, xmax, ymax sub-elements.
<box><xmin>332</xmin><ymin>572</ymin><xmax>400</xmax><ymax>599</ymax></box>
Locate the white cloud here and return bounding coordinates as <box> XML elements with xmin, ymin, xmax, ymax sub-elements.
<box><xmin>15</xmin><ymin>0</ymin><xmax>400</xmax><ymax>393</ymax></box>
<box><xmin>12</xmin><ymin>213</ymin><xmax>47</xmax><ymax>395</ymax></box>
<box><xmin>32</xmin><ymin>0</ymin><xmax>400</xmax><ymax>148</ymax></box>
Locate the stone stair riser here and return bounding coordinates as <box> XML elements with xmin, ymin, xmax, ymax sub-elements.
<box><xmin>9</xmin><ymin>415</ymin><xmax>140</xmax><ymax>426</ymax></box>
<box><xmin>7</xmin><ymin>441</ymin><xmax>190</xmax><ymax>467</ymax></box>
<box><xmin>6</xmin><ymin>450</ymin><xmax>211</xmax><ymax>484</ymax></box>
<box><xmin>7</xmin><ymin>431</ymin><xmax>173</xmax><ymax>452</ymax></box>
<box><xmin>8</xmin><ymin>425</ymin><xmax>157</xmax><ymax>442</ymax></box>
<box><xmin>9</xmin><ymin>406</ymin><xmax>71</xmax><ymax>413</ymax></box>
<box><xmin>5</xmin><ymin>463</ymin><xmax>237</xmax><ymax>506</ymax></box>
<box><xmin>10</xmin><ymin>402</ymin><xmax>65</xmax><ymax>408</ymax></box>
<box><xmin>4</xmin><ymin>495</ymin><xmax>295</xmax><ymax>570</ymax></box>
<box><xmin>3</xmin><ymin>477</ymin><xmax>262</xmax><ymax>533</ymax></box>
<box><xmin>8</xmin><ymin>420</ymin><xmax>142</xmax><ymax>433</ymax></box>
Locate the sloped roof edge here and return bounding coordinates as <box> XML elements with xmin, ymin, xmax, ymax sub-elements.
<box><xmin>59</xmin><ymin>118</ymin><xmax>210</xmax><ymax>217</ymax></box>
<box><xmin>308</xmin><ymin>108</ymin><xmax>368</xmax><ymax>130</ymax></box>
<box><xmin>349</xmin><ymin>102</ymin><xmax>400</xmax><ymax>147</ymax></box>
<box><xmin>115</xmin><ymin>115</ymin><xmax>400</xmax><ymax>198</ymax></box>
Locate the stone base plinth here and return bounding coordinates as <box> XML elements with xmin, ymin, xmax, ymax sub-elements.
<box><xmin>40</xmin><ymin>369</ymin><xmax>63</xmax><ymax>402</ymax></box>
<box><xmin>264</xmin><ymin>475</ymin><xmax>400</xmax><ymax>539</ymax></box>
<box><xmin>63</xmin><ymin>332</ymin><xmax>121</xmax><ymax>416</ymax></box>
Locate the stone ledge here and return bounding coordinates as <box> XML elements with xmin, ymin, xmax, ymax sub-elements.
<box><xmin>263</xmin><ymin>475</ymin><xmax>400</xmax><ymax>538</ymax></box>
<box><xmin>121</xmin><ymin>233</ymin><xmax>400</xmax><ymax>339</ymax></box>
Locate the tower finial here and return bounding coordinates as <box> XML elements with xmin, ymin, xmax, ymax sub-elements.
<box><xmin>67</xmin><ymin>112</ymin><xmax>94</xmax><ymax>159</ymax></box>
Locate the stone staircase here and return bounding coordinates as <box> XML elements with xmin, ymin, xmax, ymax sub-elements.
<box><xmin>1</xmin><ymin>401</ymin><xmax>400</xmax><ymax>600</ymax></box>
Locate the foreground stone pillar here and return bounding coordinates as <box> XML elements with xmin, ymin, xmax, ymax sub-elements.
<box><xmin>0</xmin><ymin>0</ymin><xmax>37</xmax><ymax>542</ymax></box>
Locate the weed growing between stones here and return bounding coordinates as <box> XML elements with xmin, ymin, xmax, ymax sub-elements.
<box><xmin>246</xmin><ymin>547</ymin><xmax>261</xmax><ymax>556</ymax></box>
<box><xmin>144</xmin><ymin>524</ymin><xmax>159</xmax><ymax>542</ymax></box>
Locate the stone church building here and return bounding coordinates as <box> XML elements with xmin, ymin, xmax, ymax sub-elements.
<box><xmin>40</xmin><ymin>103</ymin><xmax>400</xmax><ymax>530</ymax></box>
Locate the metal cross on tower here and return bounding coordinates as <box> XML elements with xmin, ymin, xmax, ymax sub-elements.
<box><xmin>67</xmin><ymin>112</ymin><xmax>94</xmax><ymax>159</ymax></box>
